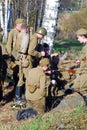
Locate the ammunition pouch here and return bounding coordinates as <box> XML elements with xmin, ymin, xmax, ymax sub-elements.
<box><xmin>28</xmin><ymin>84</ymin><xmax>40</xmax><ymax>93</ymax></box>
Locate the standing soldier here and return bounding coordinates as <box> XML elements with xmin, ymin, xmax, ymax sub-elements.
<box><xmin>28</xmin><ymin>27</ymin><xmax>47</xmax><ymax>68</ymax></box>
<box><xmin>14</xmin><ymin>23</ymin><xmax>30</xmax><ymax>103</ymax></box>
<box><xmin>6</xmin><ymin>18</ymin><xmax>25</xmax><ymax>58</ymax></box>
<box><xmin>26</xmin><ymin>58</ymin><xmax>50</xmax><ymax>115</ymax></box>
<box><xmin>6</xmin><ymin>18</ymin><xmax>24</xmax><ymax>87</ymax></box>
<box><xmin>74</xmin><ymin>28</ymin><xmax>87</xmax><ymax>105</ymax></box>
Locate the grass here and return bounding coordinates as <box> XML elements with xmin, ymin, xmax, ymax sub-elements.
<box><xmin>58</xmin><ymin>105</ymin><xmax>87</xmax><ymax>130</ymax></box>
<box><xmin>54</xmin><ymin>39</ymin><xmax>83</xmax><ymax>52</ymax></box>
<box><xmin>53</xmin><ymin>38</ymin><xmax>83</xmax><ymax>60</ymax></box>
<box><xmin>0</xmin><ymin>105</ymin><xmax>87</xmax><ymax>130</ymax></box>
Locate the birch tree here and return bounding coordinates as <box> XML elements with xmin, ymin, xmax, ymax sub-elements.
<box><xmin>41</xmin><ymin>0</ymin><xmax>61</xmax><ymax>53</ymax></box>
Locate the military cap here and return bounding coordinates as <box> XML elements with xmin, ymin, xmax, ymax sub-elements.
<box><xmin>39</xmin><ymin>58</ymin><xmax>50</xmax><ymax>66</ymax></box>
<box><xmin>15</xmin><ymin>18</ymin><xmax>24</xmax><ymax>25</ymax></box>
<box><xmin>76</xmin><ymin>28</ymin><xmax>87</xmax><ymax>35</ymax></box>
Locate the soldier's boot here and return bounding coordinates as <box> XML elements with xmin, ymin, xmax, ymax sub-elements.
<box><xmin>11</xmin><ymin>86</ymin><xmax>26</xmax><ymax>109</ymax></box>
<box><xmin>15</xmin><ymin>85</ymin><xmax>26</xmax><ymax>102</ymax></box>
<box><xmin>21</xmin><ymin>84</ymin><xmax>26</xmax><ymax>99</ymax></box>
<box><xmin>15</xmin><ymin>86</ymin><xmax>21</xmax><ymax>101</ymax></box>
<box><xmin>83</xmin><ymin>96</ymin><xmax>87</xmax><ymax>106</ymax></box>
<box><xmin>11</xmin><ymin>100</ymin><xmax>26</xmax><ymax>110</ymax></box>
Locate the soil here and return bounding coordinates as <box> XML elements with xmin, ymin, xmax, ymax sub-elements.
<box><xmin>0</xmin><ymin>101</ymin><xmax>21</xmax><ymax>128</ymax></box>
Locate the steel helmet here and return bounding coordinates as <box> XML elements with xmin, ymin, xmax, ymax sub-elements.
<box><xmin>36</xmin><ymin>27</ymin><xmax>47</xmax><ymax>36</ymax></box>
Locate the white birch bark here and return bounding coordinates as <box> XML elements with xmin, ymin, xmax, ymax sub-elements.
<box><xmin>41</xmin><ymin>0</ymin><xmax>60</xmax><ymax>53</ymax></box>
<box><xmin>0</xmin><ymin>2</ymin><xmax>4</xmax><ymax>29</ymax></box>
<box><xmin>4</xmin><ymin>0</ymin><xmax>8</xmax><ymax>42</ymax></box>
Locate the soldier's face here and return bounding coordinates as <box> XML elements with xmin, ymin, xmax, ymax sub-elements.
<box><xmin>37</xmin><ymin>34</ymin><xmax>44</xmax><ymax>39</ymax></box>
<box><xmin>77</xmin><ymin>35</ymin><xmax>86</xmax><ymax>43</ymax></box>
<box><xmin>16</xmin><ymin>23</ymin><xmax>23</xmax><ymax>31</ymax></box>
<box><xmin>42</xmin><ymin>65</ymin><xmax>49</xmax><ymax>71</ymax></box>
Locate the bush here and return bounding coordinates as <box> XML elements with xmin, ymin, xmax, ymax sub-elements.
<box><xmin>57</xmin><ymin>8</ymin><xmax>87</xmax><ymax>39</ymax></box>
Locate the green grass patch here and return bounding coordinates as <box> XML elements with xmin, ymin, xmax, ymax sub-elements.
<box><xmin>54</xmin><ymin>39</ymin><xmax>83</xmax><ymax>52</ymax></box>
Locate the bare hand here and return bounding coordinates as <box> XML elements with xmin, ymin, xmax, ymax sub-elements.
<box><xmin>41</xmin><ymin>51</ymin><xmax>45</xmax><ymax>56</ymax></box>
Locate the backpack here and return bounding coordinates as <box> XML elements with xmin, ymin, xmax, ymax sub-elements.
<box><xmin>16</xmin><ymin>108</ymin><xmax>38</xmax><ymax>121</ymax></box>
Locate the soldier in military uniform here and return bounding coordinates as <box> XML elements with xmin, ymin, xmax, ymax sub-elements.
<box><xmin>7</xmin><ymin>18</ymin><xmax>25</xmax><ymax>57</ymax></box>
<box><xmin>26</xmin><ymin>58</ymin><xmax>50</xmax><ymax>115</ymax></box>
<box><xmin>6</xmin><ymin>18</ymin><xmax>25</xmax><ymax>102</ymax></box>
<box><xmin>13</xmin><ymin>23</ymin><xmax>30</xmax><ymax>102</ymax></box>
<box><xmin>6</xmin><ymin>18</ymin><xmax>24</xmax><ymax>86</ymax></box>
<box><xmin>74</xmin><ymin>28</ymin><xmax>87</xmax><ymax>104</ymax></box>
<box><xmin>28</xmin><ymin>27</ymin><xmax>47</xmax><ymax>68</ymax></box>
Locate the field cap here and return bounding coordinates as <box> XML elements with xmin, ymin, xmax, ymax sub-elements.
<box><xmin>15</xmin><ymin>18</ymin><xmax>24</xmax><ymax>25</ymax></box>
<box><xmin>39</xmin><ymin>58</ymin><xmax>50</xmax><ymax>67</ymax></box>
<box><xmin>76</xmin><ymin>28</ymin><xmax>87</xmax><ymax>35</ymax></box>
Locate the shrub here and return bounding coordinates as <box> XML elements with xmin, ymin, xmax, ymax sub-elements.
<box><xmin>57</xmin><ymin>8</ymin><xmax>87</xmax><ymax>39</ymax></box>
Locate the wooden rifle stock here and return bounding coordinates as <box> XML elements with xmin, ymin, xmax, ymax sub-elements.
<box><xmin>59</xmin><ymin>67</ymin><xmax>77</xmax><ymax>74</ymax></box>
<box><xmin>82</xmin><ymin>59</ymin><xmax>87</xmax><ymax>62</ymax></box>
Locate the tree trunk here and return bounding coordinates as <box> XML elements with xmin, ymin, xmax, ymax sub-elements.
<box><xmin>4</xmin><ymin>0</ymin><xmax>8</xmax><ymax>42</ymax></box>
<box><xmin>0</xmin><ymin>2</ymin><xmax>4</xmax><ymax>29</ymax></box>
<box><xmin>41</xmin><ymin>0</ymin><xmax>60</xmax><ymax>53</ymax></box>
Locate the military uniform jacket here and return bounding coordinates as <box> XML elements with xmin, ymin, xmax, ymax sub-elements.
<box><xmin>26</xmin><ymin>66</ymin><xmax>47</xmax><ymax>101</ymax></box>
<box><xmin>28</xmin><ymin>33</ymin><xmax>42</xmax><ymax>57</ymax></box>
<box><xmin>28</xmin><ymin>33</ymin><xmax>42</xmax><ymax>68</ymax></box>
<box><xmin>77</xmin><ymin>44</ymin><xmax>87</xmax><ymax>75</ymax></box>
<box><xmin>6</xmin><ymin>28</ymin><xmax>19</xmax><ymax>57</ymax></box>
<box><xmin>74</xmin><ymin>43</ymin><xmax>87</xmax><ymax>94</ymax></box>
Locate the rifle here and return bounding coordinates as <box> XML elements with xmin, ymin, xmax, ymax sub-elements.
<box><xmin>65</xmin><ymin>69</ymin><xmax>76</xmax><ymax>74</ymax></box>
<box><xmin>45</xmin><ymin>67</ymin><xmax>77</xmax><ymax>77</ymax></box>
<box><xmin>58</xmin><ymin>67</ymin><xmax>77</xmax><ymax>80</ymax></box>
<box><xmin>82</xmin><ymin>58</ymin><xmax>87</xmax><ymax>62</ymax></box>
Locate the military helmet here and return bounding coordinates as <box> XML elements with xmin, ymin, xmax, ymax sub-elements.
<box><xmin>36</xmin><ymin>27</ymin><xmax>47</xmax><ymax>36</ymax></box>
<box><xmin>76</xmin><ymin>28</ymin><xmax>87</xmax><ymax>35</ymax></box>
<box><xmin>39</xmin><ymin>58</ymin><xmax>50</xmax><ymax>67</ymax></box>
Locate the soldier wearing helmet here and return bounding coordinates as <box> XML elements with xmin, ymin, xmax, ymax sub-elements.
<box><xmin>73</xmin><ymin>28</ymin><xmax>87</xmax><ymax>105</ymax></box>
<box><xmin>28</xmin><ymin>27</ymin><xmax>47</xmax><ymax>68</ymax></box>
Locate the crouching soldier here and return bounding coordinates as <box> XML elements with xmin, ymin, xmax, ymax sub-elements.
<box><xmin>26</xmin><ymin>58</ymin><xmax>50</xmax><ymax>115</ymax></box>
